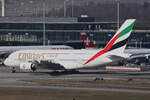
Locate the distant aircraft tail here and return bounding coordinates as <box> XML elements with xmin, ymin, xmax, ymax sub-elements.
<box><xmin>85</xmin><ymin>19</ymin><xmax>136</xmax><ymax>64</ymax></box>
<box><xmin>81</xmin><ymin>33</ymin><xmax>95</xmax><ymax>48</ymax></box>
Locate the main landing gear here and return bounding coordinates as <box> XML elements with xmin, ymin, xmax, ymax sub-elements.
<box><xmin>12</xmin><ymin>67</ymin><xmax>16</xmax><ymax>73</ymax></box>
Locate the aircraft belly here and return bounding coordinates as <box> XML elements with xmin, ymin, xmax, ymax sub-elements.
<box><xmin>55</xmin><ymin>59</ymin><xmax>83</xmax><ymax>69</ymax></box>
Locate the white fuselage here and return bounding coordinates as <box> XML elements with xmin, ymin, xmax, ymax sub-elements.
<box><xmin>4</xmin><ymin>49</ymin><xmax>127</xmax><ymax>70</ymax></box>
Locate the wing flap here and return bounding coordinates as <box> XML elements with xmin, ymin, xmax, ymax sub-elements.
<box><xmin>108</xmin><ymin>55</ymin><xmax>125</xmax><ymax>61</ymax></box>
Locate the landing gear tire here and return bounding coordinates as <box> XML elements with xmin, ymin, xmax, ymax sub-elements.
<box><xmin>31</xmin><ymin>67</ymin><xmax>36</xmax><ymax>72</ymax></box>
<box><xmin>52</xmin><ymin>70</ymin><xmax>60</xmax><ymax>73</ymax></box>
<box><xmin>12</xmin><ymin>67</ymin><xmax>16</xmax><ymax>73</ymax></box>
<box><xmin>63</xmin><ymin>70</ymin><xmax>79</xmax><ymax>74</ymax></box>
<box><xmin>31</xmin><ymin>64</ymin><xmax>37</xmax><ymax>72</ymax></box>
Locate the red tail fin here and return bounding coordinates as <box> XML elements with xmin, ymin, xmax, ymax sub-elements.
<box><xmin>81</xmin><ymin>33</ymin><xmax>95</xmax><ymax>48</ymax></box>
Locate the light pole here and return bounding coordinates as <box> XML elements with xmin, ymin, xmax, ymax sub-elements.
<box><xmin>1</xmin><ymin>0</ymin><xmax>5</xmax><ymax>17</ymax></box>
<box><xmin>116</xmin><ymin>0</ymin><xmax>120</xmax><ymax>29</ymax></box>
<box><xmin>71</xmin><ymin>0</ymin><xmax>74</xmax><ymax>17</ymax></box>
<box><xmin>64</xmin><ymin>0</ymin><xmax>69</xmax><ymax>17</ymax></box>
<box><xmin>43</xmin><ymin>1</ymin><xmax>46</xmax><ymax>45</ymax></box>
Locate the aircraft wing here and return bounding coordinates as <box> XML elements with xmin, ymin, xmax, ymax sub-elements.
<box><xmin>51</xmin><ymin>59</ymin><xmax>83</xmax><ymax>70</ymax></box>
<box><xmin>108</xmin><ymin>55</ymin><xmax>125</xmax><ymax>61</ymax></box>
<box><xmin>20</xmin><ymin>59</ymin><xmax>65</xmax><ymax>70</ymax></box>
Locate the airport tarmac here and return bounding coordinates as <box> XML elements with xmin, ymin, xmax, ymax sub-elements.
<box><xmin>0</xmin><ymin>65</ymin><xmax>150</xmax><ymax>94</ymax></box>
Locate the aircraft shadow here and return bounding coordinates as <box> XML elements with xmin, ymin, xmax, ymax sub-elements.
<box><xmin>15</xmin><ymin>70</ymin><xmax>150</xmax><ymax>76</ymax></box>
<box><xmin>26</xmin><ymin>70</ymin><xmax>134</xmax><ymax>76</ymax></box>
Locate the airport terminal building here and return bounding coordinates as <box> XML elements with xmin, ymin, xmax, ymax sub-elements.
<box><xmin>0</xmin><ymin>17</ymin><xmax>150</xmax><ymax>49</ymax></box>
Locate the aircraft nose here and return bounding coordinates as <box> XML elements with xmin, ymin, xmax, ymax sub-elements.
<box><xmin>4</xmin><ymin>58</ymin><xmax>9</xmax><ymax>66</ymax></box>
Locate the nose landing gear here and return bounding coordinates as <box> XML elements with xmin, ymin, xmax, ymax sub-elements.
<box><xmin>12</xmin><ymin>67</ymin><xmax>16</xmax><ymax>73</ymax></box>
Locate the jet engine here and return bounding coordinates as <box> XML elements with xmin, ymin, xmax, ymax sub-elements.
<box><xmin>20</xmin><ymin>62</ymin><xmax>37</xmax><ymax>72</ymax></box>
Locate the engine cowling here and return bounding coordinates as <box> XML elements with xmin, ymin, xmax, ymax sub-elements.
<box><xmin>20</xmin><ymin>62</ymin><xmax>37</xmax><ymax>72</ymax></box>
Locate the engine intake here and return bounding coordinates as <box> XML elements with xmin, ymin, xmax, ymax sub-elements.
<box><xmin>20</xmin><ymin>62</ymin><xmax>37</xmax><ymax>72</ymax></box>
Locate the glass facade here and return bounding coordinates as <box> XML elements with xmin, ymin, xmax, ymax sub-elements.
<box><xmin>0</xmin><ymin>22</ymin><xmax>149</xmax><ymax>48</ymax></box>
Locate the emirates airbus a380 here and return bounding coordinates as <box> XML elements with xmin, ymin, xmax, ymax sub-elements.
<box><xmin>4</xmin><ymin>19</ymin><xmax>136</xmax><ymax>72</ymax></box>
